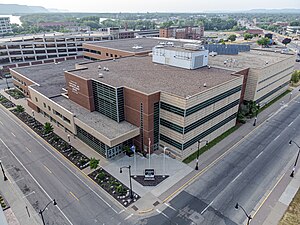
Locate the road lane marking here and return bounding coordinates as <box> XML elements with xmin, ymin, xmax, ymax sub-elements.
<box><xmin>256</xmin><ymin>151</ymin><xmax>263</xmax><ymax>159</ymax></box>
<box><xmin>201</xmin><ymin>200</ymin><xmax>214</xmax><ymax>214</ymax></box>
<box><xmin>25</xmin><ymin>147</ymin><xmax>31</xmax><ymax>153</ymax></box>
<box><xmin>156</xmin><ymin>209</ymin><xmax>169</xmax><ymax>219</ymax></box>
<box><xmin>288</xmin><ymin>121</ymin><xmax>294</xmax><ymax>127</ymax></box>
<box><xmin>0</xmin><ymin>138</ymin><xmax>74</xmax><ymax>225</ymax></box>
<box><xmin>124</xmin><ymin>213</ymin><xmax>133</xmax><ymax>220</ymax></box>
<box><xmin>274</xmin><ymin>135</ymin><xmax>280</xmax><ymax>141</ymax></box>
<box><xmin>0</xmin><ymin>109</ymin><xmax>121</xmax><ymax>214</ymax></box>
<box><xmin>43</xmin><ymin>165</ymin><xmax>52</xmax><ymax>174</ymax></box>
<box><xmin>70</xmin><ymin>191</ymin><xmax>79</xmax><ymax>201</ymax></box>
<box><xmin>164</xmin><ymin>202</ymin><xmax>176</xmax><ymax>211</ymax></box>
<box><xmin>11</xmin><ymin>132</ymin><xmax>16</xmax><ymax>137</ymax></box>
<box><xmin>252</xmin><ymin>172</ymin><xmax>286</xmax><ymax>219</ymax></box>
<box><xmin>23</xmin><ymin>191</ymin><xmax>35</xmax><ymax>198</ymax></box>
<box><xmin>0</xmin><ymin>120</ymin><xmax>3</xmax><ymax>125</ymax></box>
<box><xmin>231</xmin><ymin>172</ymin><xmax>242</xmax><ymax>184</ymax></box>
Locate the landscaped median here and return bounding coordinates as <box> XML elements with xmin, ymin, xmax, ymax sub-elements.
<box><xmin>0</xmin><ymin>94</ymin><xmax>15</xmax><ymax>109</ymax></box>
<box><xmin>89</xmin><ymin>168</ymin><xmax>140</xmax><ymax>207</ymax></box>
<box><xmin>11</xmin><ymin>106</ymin><xmax>90</xmax><ymax>170</ymax></box>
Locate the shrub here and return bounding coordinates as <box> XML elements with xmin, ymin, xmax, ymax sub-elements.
<box><xmin>89</xmin><ymin>157</ymin><xmax>100</xmax><ymax>170</ymax></box>
<box><xmin>16</xmin><ymin>105</ymin><xmax>25</xmax><ymax>113</ymax></box>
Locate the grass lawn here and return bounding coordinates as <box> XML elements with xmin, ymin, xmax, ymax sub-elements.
<box><xmin>183</xmin><ymin>125</ymin><xmax>240</xmax><ymax>164</ymax></box>
<box><xmin>278</xmin><ymin>188</ymin><xmax>300</xmax><ymax>225</ymax></box>
<box><xmin>258</xmin><ymin>89</ymin><xmax>291</xmax><ymax>114</ymax></box>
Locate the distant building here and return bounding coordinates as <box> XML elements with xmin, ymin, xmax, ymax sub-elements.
<box><xmin>245</xmin><ymin>29</ymin><xmax>264</xmax><ymax>35</ymax></box>
<box><xmin>0</xmin><ymin>17</ymin><xmax>12</xmax><ymax>35</ymax></box>
<box><xmin>107</xmin><ymin>27</ymin><xmax>135</xmax><ymax>39</ymax></box>
<box><xmin>286</xmin><ymin>26</ymin><xmax>300</xmax><ymax>34</ymax></box>
<box><xmin>159</xmin><ymin>26</ymin><xmax>204</xmax><ymax>40</ymax></box>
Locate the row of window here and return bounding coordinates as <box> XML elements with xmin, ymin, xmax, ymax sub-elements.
<box><xmin>160</xmin><ymin>85</ymin><xmax>242</xmax><ymax>117</ymax></box>
<box><xmin>160</xmin><ymin>99</ymin><xmax>239</xmax><ymax>134</ymax></box>
<box><xmin>258</xmin><ymin>66</ymin><xmax>294</xmax><ymax>84</ymax></box>
<box><xmin>256</xmin><ymin>82</ymin><xmax>289</xmax><ymax>103</ymax></box>
<box><xmin>12</xmin><ymin>75</ymin><xmax>27</xmax><ymax>86</ymax></box>
<box><xmin>257</xmin><ymin>72</ymin><xmax>291</xmax><ymax>92</ymax></box>
<box><xmin>160</xmin><ymin>113</ymin><xmax>237</xmax><ymax>150</ymax></box>
<box><xmin>84</xmin><ymin>48</ymin><xmax>120</xmax><ymax>58</ymax></box>
<box><xmin>153</xmin><ymin>102</ymin><xmax>160</xmax><ymax>144</ymax></box>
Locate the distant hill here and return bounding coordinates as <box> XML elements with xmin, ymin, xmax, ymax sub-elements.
<box><xmin>0</xmin><ymin>4</ymin><xmax>49</xmax><ymax>14</ymax></box>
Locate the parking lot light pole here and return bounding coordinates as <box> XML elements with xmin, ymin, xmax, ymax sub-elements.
<box><xmin>235</xmin><ymin>203</ymin><xmax>252</xmax><ymax>225</ymax></box>
<box><xmin>120</xmin><ymin>165</ymin><xmax>133</xmax><ymax>199</ymax></box>
<box><xmin>0</xmin><ymin>160</ymin><xmax>8</xmax><ymax>181</ymax></box>
<box><xmin>39</xmin><ymin>199</ymin><xmax>57</xmax><ymax>225</ymax></box>
<box><xmin>289</xmin><ymin>140</ymin><xmax>300</xmax><ymax>178</ymax></box>
<box><xmin>195</xmin><ymin>140</ymin><xmax>209</xmax><ymax>170</ymax></box>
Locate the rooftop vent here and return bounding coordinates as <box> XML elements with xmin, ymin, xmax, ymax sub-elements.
<box><xmin>155</xmin><ymin>45</ymin><xmax>164</xmax><ymax>48</ymax></box>
<box><xmin>98</xmin><ymin>65</ymin><xmax>101</xmax><ymax>69</ymax></box>
<box><xmin>98</xmin><ymin>73</ymin><xmax>103</xmax><ymax>78</ymax></box>
<box><xmin>103</xmin><ymin>67</ymin><xmax>109</xmax><ymax>72</ymax></box>
<box><xmin>132</xmin><ymin>45</ymin><xmax>143</xmax><ymax>49</ymax></box>
<box><xmin>203</xmin><ymin>83</ymin><xmax>207</xmax><ymax>87</ymax></box>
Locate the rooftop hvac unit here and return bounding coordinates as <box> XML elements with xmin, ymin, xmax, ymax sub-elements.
<box><xmin>132</xmin><ymin>45</ymin><xmax>143</xmax><ymax>49</ymax></box>
<box><xmin>183</xmin><ymin>43</ymin><xmax>201</xmax><ymax>51</ymax></box>
<box><xmin>209</xmin><ymin>51</ymin><xmax>218</xmax><ymax>56</ymax></box>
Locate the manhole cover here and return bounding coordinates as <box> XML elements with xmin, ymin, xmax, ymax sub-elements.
<box><xmin>132</xmin><ymin>205</ymin><xmax>138</xmax><ymax>211</ymax></box>
<box><xmin>153</xmin><ymin>201</ymin><xmax>160</xmax><ymax>206</ymax></box>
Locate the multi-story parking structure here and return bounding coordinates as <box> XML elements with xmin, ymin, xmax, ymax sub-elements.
<box><xmin>0</xmin><ymin>32</ymin><xmax>113</xmax><ymax>69</ymax></box>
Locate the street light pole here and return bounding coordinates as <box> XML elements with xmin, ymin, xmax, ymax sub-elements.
<box><xmin>253</xmin><ymin>103</ymin><xmax>259</xmax><ymax>126</ymax></box>
<box><xmin>163</xmin><ymin>147</ymin><xmax>168</xmax><ymax>177</ymax></box>
<box><xmin>0</xmin><ymin>160</ymin><xmax>8</xmax><ymax>181</ymax></box>
<box><xmin>39</xmin><ymin>199</ymin><xmax>57</xmax><ymax>225</ymax></box>
<box><xmin>120</xmin><ymin>165</ymin><xmax>133</xmax><ymax>199</ymax></box>
<box><xmin>289</xmin><ymin>140</ymin><xmax>300</xmax><ymax>177</ymax></box>
<box><xmin>195</xmin><ymin>140</ymin><xmax>209</xmax><ymax>170</ymax></box>
<box><xmin>235</xmin><ymin>203</ymin><xmax>252</xmax><ymax>225</ymax></box>
<box><xmin>67</xmin><ymin>134</ymin><xmax>71</xmax><ymax>147</ymax></box>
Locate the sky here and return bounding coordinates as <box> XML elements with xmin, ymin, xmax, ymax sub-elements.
<box><xmin>0</xmin><ymin>0</ymin><xmax>299</xmax><ymax>12</ymax></box>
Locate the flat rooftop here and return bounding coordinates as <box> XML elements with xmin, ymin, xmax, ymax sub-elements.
<box><xmin>12</xmin><ymin>59</ymin><xmax>87</xmax><ymax>97</ymax></box>
<box><xmin>85</xmin><ymin>38</ymin><xmax>191</xmax><ymax>53</ymax></box>
<box><xmin>52</xmin><ymin>96</ymin><xmax>138</xmax><ymax>140</ymax></box>
<box><xmin>70</xmin><ymin>56</ymin><xmax>238</xmax><ymax>97</ymax></box>
<box><xmin>209</xmin><ymin>49</ymin><xmax>294</xmax><ymax>71</ymax></box>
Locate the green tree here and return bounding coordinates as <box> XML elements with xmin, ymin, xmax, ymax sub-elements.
<box><xmin>244</xmin><ymin>33</ymin><xmax>253</xmax><ymax>40</ymax></box>
<box><xmin>43</xmin><ymin>122</ymin><xmax>53</xmax><ymax>134</ymax></box>
<box><xmin>228</xmin><ymin>34</ymin><xmax>237</xmax><ymax>42</ymax></box>
<box><xmin>89</xmin><ymin>157</ymin><xmax>100</xmax><ymax>170</ymax></box>
<box><xmin>257</xmin><ymin>37</ymin><xmax>270</xmax><ymax>47</ymax></box>
<box><xmin>15</xmin><ymin>105</ymin><xmax>25</xmax><ymax>113</ymax></box>
<box><xmin>291</xmin><ymin>71</ymin><xmax>300</xmax><ymax>84</ymax></box>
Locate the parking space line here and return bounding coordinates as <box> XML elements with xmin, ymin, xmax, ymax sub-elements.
<box><xmin>25</xmin><ymin>147</ymin><xmax>31</xmax><ymax>153</ymax></box>
<box><xmin>70</xmin><ymin>191</ymin><xmax>79</xmax><ymax>201</ymax></box>
<box><xmin>156</xmin><ymin>209</ymin><xmax>169</xmax><ymax>219</ymax></box>
<box><xmin>124</xmin><ymin>213</ymin><xmax>133</xmax><ymax>220</ymax></box>
<box><xmin>23</xmin><ymin>191</ymin><xmax>35</xmax><ymax>198</ymax></box>
<box><xmin>43</xmin><ymin>165</ymin><xmax>52</xmax><ymax>174</ymax></box>
<box><xmin>201</xmin><ymin>200</ymin><xmax>214</xmax><ymax>215</ymax></box>
<box><xmin>256</xmin><ymin>151</ymin><xmax>263</xmax><ymax>159</ymax></box>
<box><xmin>11</xmin><ymin>132</ymin><xmax>16</xmax><ymax>137</ymax></box>
<box><xmin>164</xmin><ymin>202</ymin><xmax>176</xmax><ymax>211</ymax></box>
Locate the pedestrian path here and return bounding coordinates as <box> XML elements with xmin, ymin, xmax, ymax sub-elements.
<box><xmin>0</xmin><ymin>167</ymin><xmax>41</xmax><ymax>225</ymax></box>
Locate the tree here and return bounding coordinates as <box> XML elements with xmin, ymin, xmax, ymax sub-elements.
<box><xmin>89</xmin><ymin>157</ymin><xmax>100</xmax><ymax>170</ymax></box>
<box><xmin>290</xmin><ymin>21</ymin><xmax>300</xmax><ymax>26</ymax></box>
<box><xmin>15</xmin><ymin>105</ymin><xmax>25</xmax><ymax>113</ymax></box>
<box><xmin>257</xmin><ymin>37</ymin><xmax>270</xmax><ymax>47</ymax></box>
<box><xmin>291</xmin><ymin>71</ymin><xmax>300</xmax><ymax>84</ymax></box>
<box><xmin>282</xmin><ymin>38</ymin><xmax>291</xmax><ymax>46</ymax></box>
<box><xmin>43</xmin><ymin>122</ymin><xmax>53</xmax><ymax>134</ymax></box>
<box><xmin>244</xmin><ymin>33</ymin><xmax>253</xmax><ymax>40</ymax></box>
<box><xmin>228</xmin><ymin>34</ymin><xmax>237</xmax><ymax>42</ymax></box>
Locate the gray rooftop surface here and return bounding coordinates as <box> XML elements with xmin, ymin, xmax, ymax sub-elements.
<box><xmin>52</xmin><ymin>96</ymin><xmax>138</xmax><ymax>139</ymax></box>
<box><xmin>12</xmin><ymin>59</ymin><xmax>87</xmax><ymax>97</ymax></box>
<box><xmin>85</xmin><ymin>37</ymin><xmax>190</xmax><ymax>53</ymax></box>
<box><xmin>70</xmin><ymin>56</ymin><xmax>238</xmax><ymax>97</ymax></box>
<box><xmin>209</xmin><ymin>49</ymin><xmax>294</xmax><ymax>71</ymax></box>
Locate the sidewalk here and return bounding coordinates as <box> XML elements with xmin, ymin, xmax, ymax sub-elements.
<box><xmin>0</xmin><ymin>168</ymin><xmax>41</xmax><ymax>225</ymax></box>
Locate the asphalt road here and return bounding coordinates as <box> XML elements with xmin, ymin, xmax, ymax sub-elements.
<box><xmin>138</xmin><ymin>97</ymin><xmax>300</xmax><ymax>225</ymax></box>
<box><xmin>0</xmin><ymin>107</ymin><xmax>130</xmax><ymax>225</ymax></box>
